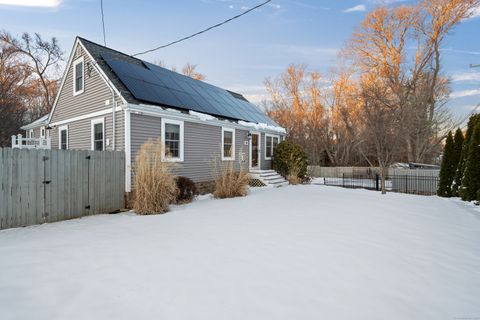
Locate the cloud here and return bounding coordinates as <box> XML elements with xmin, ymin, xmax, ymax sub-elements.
<box><xmin>467</xmin><ymin>5</ymin><xmax>480</xmax><ymax>19</ymax></box>
<box><xmin>0</xmin><ymin>0</ymin><xmax>61</xmax><ymax>6</ymax></box>
<box><xmin>451</xmin><ymin>72</ymin><xmax>480</xmax><ymax>82</ymax></box>
<box><xmin>343</xmin><ymin>4</ymin><xmax>367</xmax><ymax>13</ymax></box>
<box><xmin>449</xmin><ymin>89</ymin><xmax>480</xmax><ymax>99</ymax></box>
<box><xmin>441</xmin><ymin>48</ymin><xmax>480</xmax><ymax>56</ymax></box>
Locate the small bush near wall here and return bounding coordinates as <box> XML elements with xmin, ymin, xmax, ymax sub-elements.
<box><xmin>175</xmin><ymin>176</ymin><xmax>198</xmax><ymax>203</ymax></box>
<box><xmin>213</xmin><ymin>161</ymin><xmax>250</xmax><ymax>199</ymax></box>
<box><xmin>273</xmin><ymin>141</ymin><xmax>308</xmax><ymax>181</ymax></box>
<box><xmin>133</xmin><ymin>139</ymin><xmax>178</xmax><ymax>214</ymax></box>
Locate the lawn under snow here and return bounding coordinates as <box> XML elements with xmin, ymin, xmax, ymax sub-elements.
<box><xmin>1</xmin><ymin>185</ymin><xmax>480</xmax><ymax>320</ymax></box>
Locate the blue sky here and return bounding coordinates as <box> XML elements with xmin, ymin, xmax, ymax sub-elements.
<box><xmin>1</xmin><ymin>0</ymin><xmax>479</xmax><ymax>122</ymax></box>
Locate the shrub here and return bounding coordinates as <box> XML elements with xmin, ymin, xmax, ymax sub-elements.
<box><xmin>437</xmin><ymin>131</ymin><xmax>455</xmax><ymax>197</ymax></box>
<box><xmin>460</xmin><ymin>124</ymin><xmax>480</xmax><ymax>202</ymax></box>
<box><xmin>133</xmin><ymin>139</ymin><xmax>178</xmax><ymax>214</ymax></box>
<box><xmin>454</xmin><ymin>114</ymin><xmax>480</xmax><ymax>196</ymax></box>
<box><xmin>175</xmin><ymin>176</ymin><xmax>198</xmax><ymax>203</ymax></box>
<box><xmin>213</xmin><ymin>160</ymin><xmax>250</xmax><ymax>199</ymax></box>
<box><xmin>286</xmin><ymin>161</ymin><xmax>303</xmax><ymax>185</ymax></box>
<box><xmin>273</xmin><ymin>140</ymin><xmax>308</xmax><ymax>180</ymax></box>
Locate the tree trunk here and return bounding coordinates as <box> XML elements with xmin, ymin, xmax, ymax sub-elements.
<box><xmin>380</xmin><ymin>166</ymin><xmax>388</xmax><ymax>195</ymax></box>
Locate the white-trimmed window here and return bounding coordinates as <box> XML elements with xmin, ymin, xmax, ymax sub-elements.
<box><xmin>59</xmin><ymin>125</ymin><xmax>68</xmax><ymax>150</ymax></box>
<box><xmin>28</xmin><ymin>129</ymin><xmax>34</xmax><ymax>138</ymax></box>
<box><xmin>40</xmin><ymin>126</ymin><xmax>46</xmax><ymax>139</ymax></box>
<box><xmin>91</xmin><ymin>118</ymin><xmax>105</xmax><ymax>151</ymax></box>
<box><xmin>73</xmin><ymin>57</ymin><xmax>84</xmax><ymax>95</ymax></box>
<box><xmin>265</xmin><ymin>134</ymin><xmax>280</xmax><ymax>160</ymax></box>
<box><xmin>161</xmin><ymin>118</ymin><xmax>184</xmax><ymax>162</ymax></box>
<box><xmin>222</xmin><ymin>127</ymin><xmax>235</xmax><ymax>160</ymax></box>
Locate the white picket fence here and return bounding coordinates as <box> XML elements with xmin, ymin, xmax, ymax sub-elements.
<box><xmin>11</xmin><ymin>134</ymin><xmax>51</xmax><ymax>150</ymax></box>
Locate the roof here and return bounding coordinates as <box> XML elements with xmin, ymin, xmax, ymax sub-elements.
<box><xmin>78</xmin><ymin>37</ymin><xmax>279</xmax><ymax>127</ymax></box>
<box><xmin>21</xmin><ymin>114</ymin><xmax>49</xmax><ymax>130</ymax></box>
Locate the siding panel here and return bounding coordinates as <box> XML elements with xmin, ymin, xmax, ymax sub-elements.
<box><xmin>129</xmin><ymin>114</ymin><xmax>250</xmax><ymax>183</ymax></box>
<box><xmin>49</xmin><ymin>43</ymin><xmax>124</xmax><ymax>151</ymax></box>
<box><xmin>50</xmin><ymin>111</ymin><xmax>124</xmax><ymax>151</ymax></box>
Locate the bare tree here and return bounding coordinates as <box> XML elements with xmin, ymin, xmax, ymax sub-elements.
<box><xmin>265</xmin><ymin>64</ymin><xmax>332</xmax><ymax>165</ymax></box>
<box><xmin>0</xmin><ymin>42</ymin><xmax>28</xmax><ymax>147</ymax></box>
<box><xmin>154</xmin><ymin>60</ymin><xmax>206</xmax><ymax>80</ymax></box>
<box><xmin>0</xmin><ymin>31</ymin><xmax>63</xmax><ymax>119</ymax></box>
<box><xmin>346</xmin><ymin>0</ymin><xmax>479</xmax><ymax>163</ymax></box>
<box><xmin>181</xmin><ymin>63</ymin><xmax>205</xmax><ymax>81</ymax></box>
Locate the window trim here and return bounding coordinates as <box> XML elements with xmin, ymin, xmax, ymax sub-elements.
<box><xmin>40</xmin><ymin>126</ymin><xmax>46</xmax><ymax>139</ymax></box>
<box><xmin>58</xmin><ymin>125</ymin><xmax>68</xmax><ymax>150</ymax></box>
<box><xmin>161</xmin><ymin>118</ymin><xmax>184</xmax><ymax>162</ymax></box>
<box><xmin>91</xmin><ymin>117</ymin><xmax>105</xmax><ymax>151</ymax></box>
<box><xmin>265</xmin><ymin>134</ymin><xmax>280</xmax><ymax>160</ymax></box>
<box><xmin>221</xmin><ymin>127</ymin><xmax>236</xmax><ymax>161</ymax></box>
<box><xmin>28</xmin><ymin>129</ymin><xmax>34</xmax><ymax>139</ymax></box>
<box><xmin>73</xmin><ymin>56</ymin><xmax>85</xmax><ymax>96</ymax></box>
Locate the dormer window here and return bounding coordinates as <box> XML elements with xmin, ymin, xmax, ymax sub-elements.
<box><xmin>73</xmin><ymin>57</ymin><xmax>84</xmax><ymax>95</ymax></box>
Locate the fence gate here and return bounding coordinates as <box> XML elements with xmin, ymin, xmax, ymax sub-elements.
<box><xmin>0</xmin><ymin>148</ymin><xmax>125</xmax><ymax>230</ymax></box>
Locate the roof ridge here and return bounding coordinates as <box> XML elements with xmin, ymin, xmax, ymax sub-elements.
<box><xmin>77</xmin><ymin>36</ymin><xmax>143</xmax><ymax>63</ymax></box>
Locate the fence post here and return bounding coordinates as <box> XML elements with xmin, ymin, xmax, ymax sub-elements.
<box><xmin>342</xmin><ymin>173</ymin><xmax>345</xmax><ymax>188</ymax></box>
<box><xmin>405</xmin><ymin>175</ymin><xmax>408</xmax><ymax>193</ymax></box>
<box><xmin>375</xmin><ymin>174</ymin><xmax>379</xmax><ymax>191</ymax></box>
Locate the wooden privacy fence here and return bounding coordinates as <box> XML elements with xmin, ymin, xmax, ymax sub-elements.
<box><xmin>0</xmin><ymin>148</ymin><xmax>125</xmax><ymax>230</ymax></box>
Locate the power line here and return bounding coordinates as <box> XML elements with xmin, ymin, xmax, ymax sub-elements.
<box><xmin>458</xmin><ymin>103</ymin><xmax>480</xmax><ymax>129</ymax></box>
<box><xmin>100</xmin><ymin>0</ymin><xmax>106</xmax><ymax>46</ymax></box>
<box><xmin>132</xmin><ymin>0</ymin><xmax>272</xmax><ymax>57</ymax></box>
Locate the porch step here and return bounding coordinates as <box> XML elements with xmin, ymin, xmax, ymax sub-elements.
<box><xmin>249</xmin><ymin>169</ymin><xmax>288</xmax><ymax>188</ymax></box>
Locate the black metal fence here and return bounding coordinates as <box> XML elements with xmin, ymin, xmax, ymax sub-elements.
<box><xmin>323</xmin><ymin>172</ymin><xmax>439</xmax><ymax>196</ymax></box>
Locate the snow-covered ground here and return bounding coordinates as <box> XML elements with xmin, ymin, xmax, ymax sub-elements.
<box><xmin>1</xmin><ymin>185</ymin><xmax>479</xmax><ymax>320</ymax></box>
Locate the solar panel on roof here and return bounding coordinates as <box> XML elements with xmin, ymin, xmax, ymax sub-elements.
<box><xmin>101</xmin><ymin>53</ymin><xmax>279</xmax><ymax>126</ymax></box>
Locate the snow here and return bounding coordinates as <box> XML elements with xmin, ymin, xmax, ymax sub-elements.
<box><xmin>0</xmin><ymin>186</ymin><xmax>479</xmax><ymax>320</ymax></box>
<box><xmin>238</xmin><ymin>120</ymin><xmax>286</xmax><ymax>134</ymax></box>
<box><xmin>189</xmin><ymin>110</ymin><xmax>216</xmax><ymax>121</ymax></box>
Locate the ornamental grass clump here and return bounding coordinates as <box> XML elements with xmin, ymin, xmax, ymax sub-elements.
<box><xmin>133</xmin><ymin>139</ymin><xmax>178</xmax><ymax>214</ymax></box>
<box><xmin>213</xmin><ymin>159</ymin><xmax>250</xmax><ymax>199</ymax></box>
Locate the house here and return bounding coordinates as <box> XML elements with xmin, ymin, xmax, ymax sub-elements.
<box><xmin>20</xmin><ymin>37</ymin><xmax>287</xmax><ymax>192</ymax></box>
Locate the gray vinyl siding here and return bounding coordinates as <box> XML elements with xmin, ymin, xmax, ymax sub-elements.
<box><xmin>130</xmin><ymin>113</ymin><xmax>162</xmax><ymax>161</ymax></box>
<box><xmin>130</xmin><ymin>113</ymin><xmax>249</xmax><ymax>183</ymax></box>
<box><xmin>50</xmin><ymin>43</ymin><xmax>122</xmax><ymax>124</ymax></box>
<box><xmin>260</xmin><ymin>132</ymin><xmax>269</xmax><ymax>170</ymax></box>
<box><xmin>50</xmin><ymin>111</ymin><xmax>124</xmax><ymax>151</ymax></box>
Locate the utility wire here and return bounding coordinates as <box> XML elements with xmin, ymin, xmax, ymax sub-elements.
<box><xmin>132</xmin><ymin>0</ymin><xmax>272</xmax><ymax>56</ymax></box>
<box><xmin>458</xmin><ymin>103</ymin><xmax>480</xmax><ymax>129</ymax></box>
<box><xmin>101</xmin><ymin>0</ymin><xmax>107</xmax><ymax>46</ymax></box>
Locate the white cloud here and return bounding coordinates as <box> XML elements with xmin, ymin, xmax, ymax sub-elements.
<box><xmin>467</xmin><ymin>6</ymin><xmax>480</xmax><ymax>19</ymax></box>
<box><xmin>0</xmin><ymin>0</ymin><xmax>61</xmax><ymax>6</ymax></box>
<box><xmin>268</xmin><ymin>3</ymin><xmax>281</xmax><ymax>10</ymax></box>
<box><xmin>343</xmin><ymin>4</ymin><xmax>367</xmax><ymax>13</ymax></box>
<box><xmin>449</xmin><ymin>89</ymin><xmax>480</xmax><ymax>99</ymax></box>
<box><xmin>451</xmin><ymin>72</ymin><xmax>480</xmax><ymax>82</ymax></box>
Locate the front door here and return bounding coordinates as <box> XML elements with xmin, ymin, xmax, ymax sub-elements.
<box><xmin>251</xmin><ymin>133</ymin><xmax>260</xmax><ymax>169</ymax></box>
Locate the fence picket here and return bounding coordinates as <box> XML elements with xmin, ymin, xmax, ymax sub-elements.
<box><xmin>0</xmin><ymin>148</ymin><xmax>125</xmax><ymax>230</ymax></box>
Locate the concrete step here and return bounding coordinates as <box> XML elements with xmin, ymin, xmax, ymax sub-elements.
<box><xmin>263</xmin><ymin>176</ymin><xmax>285</xmax><ymax>182</ymax></box>
<box><xmin>249</xmin><ymin>169</ymin><xmax>289</xmax><ymax>188</ymax></box>
<box><xmin>250</xmin><ymin>170</ymin><xmax>276</xmax><ymax>174</ymax></box>
<box><xmin>271</xmin><ymin>181</ymin><xmax>289</xmax><ymax>187</ymax></box>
